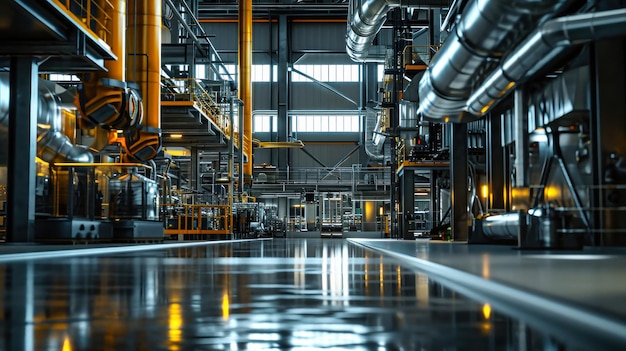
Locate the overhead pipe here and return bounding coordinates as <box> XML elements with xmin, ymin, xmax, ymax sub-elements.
<box><xmin>467</xmin><ymin>8</ymin><xmax>626</xmax><ymax>116</ymax></box>
<box><xmin>125</xmin><ymin>0</ymin><xmax>162</xmax><ymax>161</ymax></box>
<box><xmin>0</xmin><ymin>74</ymin><xmax>93</xmax><ymax>163</ymax></box>
<box><xmin>239</xmin><ymin>0</ymin><xmax>253</xmax><ymax>184</ymax></box>
<box><xmin>346</xmin><ymin>0</ymin><xmax>450</xmax><ymax>62</ymax></box>
<box><xmin>417</xmin><ymin>0</ymin><xmax>574</xmax><ymax>122</ymax></box>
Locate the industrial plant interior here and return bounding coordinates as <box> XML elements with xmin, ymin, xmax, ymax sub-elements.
<box><xmin>0</xmin><ymin>0</ymin><xmax>626</xmax><ymax>349</ymax></box>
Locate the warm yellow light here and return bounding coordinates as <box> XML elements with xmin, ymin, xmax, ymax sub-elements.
<box><xmin>379</xmin><ymin>206</ymin><xmax>384</xmax><ymax>216</ymax></box>
<box><xmin>170</xmin><ymin>133</ymin><xmax>183</xmax><ymax>139</ymax></box>
<box><xmin>544</xmin><ymin>186</ymin><xmax>561</xmax><ymax>201</ymax></box>
<box><xmin>480</xmin><ymin>101</ymin><xmax>494</xmax><ymax>114</ymax></box>
<box><xmin>482</xmin><ymin>303</ymin><xmax>492</xmax><ymax>319</ymax></box>
<box><xmin>168</xmin><ymin>303</ymin><xmax>183</xmax><ymax>344</ymax></box>
<box><xmin>481</xmin><ymin>185</ymin><xmax>489</xmax><ymax>199</ymax></box>
<box><xmin>222</xmin><ymin>292</ymin><xmax>230</xmax><ymax>321</ymax></box>
<box><xmin>62</xmin><ymin>336</ymin><xmax>73</xmax><ymax>351</ymax></box>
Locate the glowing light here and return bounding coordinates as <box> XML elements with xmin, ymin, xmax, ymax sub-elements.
<box><xmin>170</xmin><ymin>133</ymin><xmax>183</xmax><ymax>139</ymax></box>
<box><xmin>482</xmin><ymin>253</ymin><xmax>490</xmax><ymax>279</ymax></box>
<box><xmin>544</xmin><ymin>186</ymin><xmax>561</xmax><ymax>201</ymax></box>
<box><xmin>168</xmin><ymin>303</ymin><xmax>183</xmax><ymax>349</ymax></box>
<box><xmin>62</xmin><ymin>336</ymin><xmax>73</xmax><ymax>351</ymax></box>
<box><xmin>481</xmin><ymin>185</ymin><xmax>489</xmax><ymax>199</ymax></box>
<box><xmin>482</xmin><ymin>303</ymin><xmax>492</xmax><ymax>319</ymax></box>
<box><xmin>480</xmin><ymin>101</ymin><xmax>494</xmax><ymax>114</ymax></box>
<box><xmin>222</xmin><ymin>292</ymin><xmax>230</xmax><ymax>321</ymax></box>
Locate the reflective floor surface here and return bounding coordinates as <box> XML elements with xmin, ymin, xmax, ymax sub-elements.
<box><xmin>0</xmin><ymin>239</ymin><xmax>613</xmax><ymax>350</ymax></box>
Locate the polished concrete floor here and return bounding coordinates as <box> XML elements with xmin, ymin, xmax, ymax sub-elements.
<box><xmin>0</xmin><ymin>238</ymin><xmax>624</xmax><ymax>350</ymax></box>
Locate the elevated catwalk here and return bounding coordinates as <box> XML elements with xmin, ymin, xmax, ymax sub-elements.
<box><xmin>0</xmin><ymin>238</ymin><xmax>624</xmax><ymax>350</ymax></box>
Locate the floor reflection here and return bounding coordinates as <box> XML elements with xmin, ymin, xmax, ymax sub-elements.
<box><xmin>0</xmin><ymin>239</ymin><xmax>564</xmax><ymax>350</ymax></box>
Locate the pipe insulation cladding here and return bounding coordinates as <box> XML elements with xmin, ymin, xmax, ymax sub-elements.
<box><xmin>417</xmin><ymin>0</ymin><xmax>577</xmax><ymax>122</ymax></box>
<box><xmin>0</xmin><ymin>74</ymin><xmax>93</xmax><ymax>163</ymax></box>
<box><xmin>346</xmin><ymin>0</ymin><xmax>451</xmax><ymax>62</ymax></box>
<box><xmin>467</xmin><ymin>7</ymin><xmax>626</xmax><ymax>116</ymax></box>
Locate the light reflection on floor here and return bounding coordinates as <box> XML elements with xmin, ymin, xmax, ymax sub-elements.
<box><xmin>0</xmin><ymin>239</ymin><xmax>563</xmax><ymax>351</ymax></box>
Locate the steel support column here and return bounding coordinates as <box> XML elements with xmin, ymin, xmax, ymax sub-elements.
<box><xmin>6</xmin><ymin>57</ymin><xmax>37</xmax><ymax>242</ymax></box>
<box><xmin>191</xmin><ymin>146</ymin><xmax>199</xmax><ymax>191</ymax></box>
<box><xmin>488</xmin><ymin>112</ymin><xmax>505</xmax><ymax>210</ymax></box>
<box><xmin>277</xmin><ymin>15</ymin><xmax>289</xmax><ymax>173</ymax></box>
<box><xmin>430</xmin><ymin>170</ymin><xmax>438</xmax><ymax>229</ymax></box>
<box><xmin>590</xmin><ymin>37</ymin><xmax>626</xmax><ymax>246</ymax></box>
<box><xmin>428</xmin><ymin>9</ymin><xmax>441</xmax><ymax>52</ymax></box>
<box><xmin>513</xmin><ymin>89</ymin><xmax>529</xmax><ymax>188</ymax></box>
<box><xmin>451</xmin><ymin>122</ymin><xmax>468</xmax><ymax>241</ymax></box>
<box><xmin>400</xmin><ymin>170</ymin><xmax>415</xmax><ymax>240</ymax></box>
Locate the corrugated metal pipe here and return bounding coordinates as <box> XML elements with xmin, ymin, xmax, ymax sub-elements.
<box><xmin>417</xmin><ymin>0</ymin><xmax>574</xmax><ymax>122</ymax></box>
<box><xmin>0</xmin><ymin>74</ymin><xmax>93</xmax><ymax>163</ymax></box>
<box><xmin>346</xmin><ymin>0</ymin><xmax>450</xmax><ymax>62</ymax></box>
<box><xmin>467</xmin><ymin>8</ymin><xmax>626</xmax><ymax>116</ymax></box>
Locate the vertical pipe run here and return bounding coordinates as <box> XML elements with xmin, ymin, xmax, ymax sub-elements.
<box><xmin>513</xmin><ymin>89</ymin><xmax>528</xmax><ymax>188</ymax></box>
<box><xmin>239</xmin><ymin>0</ymin><xmax>253</xmax><ymax>181</ymax></box>
<box><xmin>127</xmin><ymin>0</ymin><xmax>161</xmax><ymax>130</ymax></box>
<box><xmin>105</xmin><ymin>0</ymin><xmax>126</xmax><ymax>81</ymax></box>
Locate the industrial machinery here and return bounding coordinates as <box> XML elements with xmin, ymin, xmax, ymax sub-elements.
<box><xmin>34</xmin><ymin>163</ymin><xmax>163</xmax><ymax>242</ymax></box>
<box><xmin>346</xmin><ymin>0</ymin><xmax>626</xmax><ymax>248</ymax></box>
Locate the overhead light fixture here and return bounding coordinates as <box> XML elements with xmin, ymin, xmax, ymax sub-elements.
<box><xmin>170</xmin><ymin>133</ymin><xmax>183</xmax><ymax>139</ymax></box>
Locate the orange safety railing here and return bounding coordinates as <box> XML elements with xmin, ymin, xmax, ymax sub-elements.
<box><xmin>54</xmin><ymin>0</ymin><xmax>114</xmax><ymax>42</ymax></box>
<box><xmin>162</xmin><ymin>203</ymin><xmax>232</xmax><ymax>235</ymax></box>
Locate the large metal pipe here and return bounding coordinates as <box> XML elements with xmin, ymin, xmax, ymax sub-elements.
<box><xmin>417</xmin><ymin>0</ymin><xmax>573</xmax><ymax>121</ymax></box>
<box><xmin>346</xmin><ymin>0</ymin><xmax>450</xmax><ymax>62</ymax></box>
<box><xmin>239</xmin><ymin>0</ymin><xmax>253</xmax><ymax>181</ymax></box>
<box><xmin>127</xmin><ymin>0</ymin><xmax>161</xmax><ymax>130</ymax></box>
<box><xmin>467</xmin><ymin>8</ymin><xmax>626</xmax><ymax>116</ymax></box>
<box><xmin>481</xmin><ymin>212</ymin><xmax>520</xmax><ymax>240</ymax></box>
<box><xmin>126</xmin><ymin>0</ymin><xmax>162</xmax><ymax>161</ymax></box>
<box><xmin>0</xmin><ymin>75</ymin><xmax>93</xmax><ymax>163</ymax></box>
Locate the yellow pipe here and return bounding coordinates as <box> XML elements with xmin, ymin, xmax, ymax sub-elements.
<box><xmin>127</xmin><ymin>0</ymin><xmax>161</xmax><ymax>130</ymax></box>
<box><xmin>105</xmin><ymin>0</ymin><xmax>126</xmax><ymax>82</ymax></box>
<box><xmin>239</xmin><ymin>0</ymin><xmax>253</xmax><ymax>181</ymax></box>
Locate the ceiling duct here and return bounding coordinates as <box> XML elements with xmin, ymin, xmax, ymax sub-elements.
<box><xmin>417</xmin><ymin>0</ymin><xmax>575</xmax><ymax>122</ymax></box>
<box><xmin>346</xmin><ymin>0</ymin><xmax>450</xmax><ymax>62</ymax></box>
<box><xmin>467</xmin><ymin>7</ymin><xmax>626</xmax><ymax>116</ymax></box>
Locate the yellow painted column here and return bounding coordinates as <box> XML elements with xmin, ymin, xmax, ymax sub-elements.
<box><xmin>104</xmin><ymin>0</ymin><xmax>126</xmax><ymax>81</ymax></box>
<box><xmin>127</xmin><ymin>0</ymin><xmax>161</xmax><ymax>130</ymax></box>
<box><xmin>124</xmin><ymin>0</ymin><xmax>162</xmax><ymax>161</ymax></box>
<box><xmin>239</xmin><ymin>0</ymin><xmax>253</xmax><ymax>183</ymax></box>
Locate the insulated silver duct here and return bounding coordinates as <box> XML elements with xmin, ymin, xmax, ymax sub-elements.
<box><xmin>364</xmin><ymin>107</ymin><xmax>388</xmax><ymax>161</ymax></box>
<box><xmin>417</xmin><ymin>0</ymin><xmax>574</xmax><ymax>121</ymax></box>
<box><xmin>346</xmin><ymin>0</ymin><xmax>450</xmax><ymax>62</ymax></box>
<box><xmin>0</xmin><ymin>74</ymin><xmax>94</xmax><ymax>163</ymax></box>
<box><xmin>467</xmin><ymin>8</ymin><xmax>626</xmax><ymax>116</ymax></box>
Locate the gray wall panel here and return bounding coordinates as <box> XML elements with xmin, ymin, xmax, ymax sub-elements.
<box><xmin>253</xmin><ymin>82</ymin><xmax>275</xmax><ymax>110</ymax></box>
<box><xmin>291</xmin><ymin>23</ymin><xmax>346</xmax><ymax>52</ymax></box>
<box><xmin>291</xmin><ymin>82</ymin><xmax>359</xmax><ymax>110</ymax></box>
<box><xmin>293</xmin><ymin>143</ymin><xmax>361</xmax><ymax>168</ymax></box>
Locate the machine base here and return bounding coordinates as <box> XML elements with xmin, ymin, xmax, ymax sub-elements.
<box><xmin>35</xmin><ymin>218</ymin><xmax>113</xmax><ymax>241</ymax></box>
<box><xmin>111</xmin><ymin>220</ymin><xmax>164</xmax><ymax>241</ymax></box>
